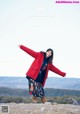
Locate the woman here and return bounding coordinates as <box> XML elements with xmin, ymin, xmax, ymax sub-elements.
<box><xmin>18</xmin><ymin>45</ymin><xmax>66</xmax><ymax>103</ymax></box>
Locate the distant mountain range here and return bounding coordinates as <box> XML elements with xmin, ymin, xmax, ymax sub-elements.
<box><xmin>0</xmin><ymin>77</ymin><xmax>80</xmax><ymax>90</ymax></box>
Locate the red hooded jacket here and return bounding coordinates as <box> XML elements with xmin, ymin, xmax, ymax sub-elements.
<box><xmin>19</xmin><ymin>45</ymin><xmax>66</xmax><ymax>87</ymax></box>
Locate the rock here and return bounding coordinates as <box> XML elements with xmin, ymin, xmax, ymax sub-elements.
<box><xmin>40</xmin><ymin>107</ymin><xmax>45</xmax><ymax>111</ymax></box>
<box><xmin>44</xmin><ymin>102</ymin><xmax>51</xmax><ymax>105</ymax></box>
<box><xmin>66</xmin><ymin>98</ymin><xmax>80</xmax><ymax>105</ymax></box>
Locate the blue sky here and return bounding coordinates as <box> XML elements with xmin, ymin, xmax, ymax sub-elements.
<box><xmin>0</xmin><ymin>0</ymin><xmax>80</xmax><ymax>78</ymax></box>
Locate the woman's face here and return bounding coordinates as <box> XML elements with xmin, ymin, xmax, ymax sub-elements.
<box><xmin>46</xmin><ymin>51</ymin><xmax>52</xmax><ymax>58</ymax></box>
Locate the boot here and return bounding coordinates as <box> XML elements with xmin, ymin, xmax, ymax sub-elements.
<box><xmin>41</xmin><ymin>96</ymin><xmax>47</xmax><ymax>103</ymax></box>
<box><xmin>32</xmin><ymin>96</ymin><xmax>37</xmax><ymax>103</ymax></box>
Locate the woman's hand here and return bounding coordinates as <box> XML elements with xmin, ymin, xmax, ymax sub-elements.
<box><xmin>62</xmin><ymin>72</ymin><xmax>66</xmax><ymax>77</ymax></box>
<box><xmin>18</xmin><ymin>45</ymin><xmax>21</xmax><ymax>48</ymax></box>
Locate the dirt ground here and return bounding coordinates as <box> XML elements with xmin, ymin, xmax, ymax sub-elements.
<box><xmin>0</xmin><ymin>103</ymin><xmax>80</xmax><ymax>114</ymax></box>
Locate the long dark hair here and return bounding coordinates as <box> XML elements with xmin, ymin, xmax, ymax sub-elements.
<box><xmin>46</xmin><ymin>48</ymin><xmax>54</xmax><ymax>63</ymax></box>
<box><xmin>40</xmin><ymin>48</ymin><xmax>54</xmax><ymax>63</ymax></box>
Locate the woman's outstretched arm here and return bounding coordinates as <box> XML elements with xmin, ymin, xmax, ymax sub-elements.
<box><xmin>18</xmin><ymin>45</ymin><xmax>39</xmax><ymax>58</ymax></box>
<box><xmin>49</xmin><ymin>64</ymin><xmax>66</xmax><ymax>77</ymax></box>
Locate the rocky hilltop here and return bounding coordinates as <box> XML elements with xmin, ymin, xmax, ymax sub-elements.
<box><xmin>0</xmin><ymin>103</ymin><xmax>80</xmax><ymax>114</ymax></box>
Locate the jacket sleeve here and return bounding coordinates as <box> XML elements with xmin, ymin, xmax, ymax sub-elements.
<box><xmin>49</xmin><ymin>64</ymin><xmax>66</xmax><ymax>77</ymax></box>
<box><xmin>19</xmin><ymin>45</ymin><xmax>39</xmax><ymax>58</ymax></box>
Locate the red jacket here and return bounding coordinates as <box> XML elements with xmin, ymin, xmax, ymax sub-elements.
<box><xmin>20</xmin><ymin>45</ymin><xmax>66</xmax><ymax>87</ymax></box>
